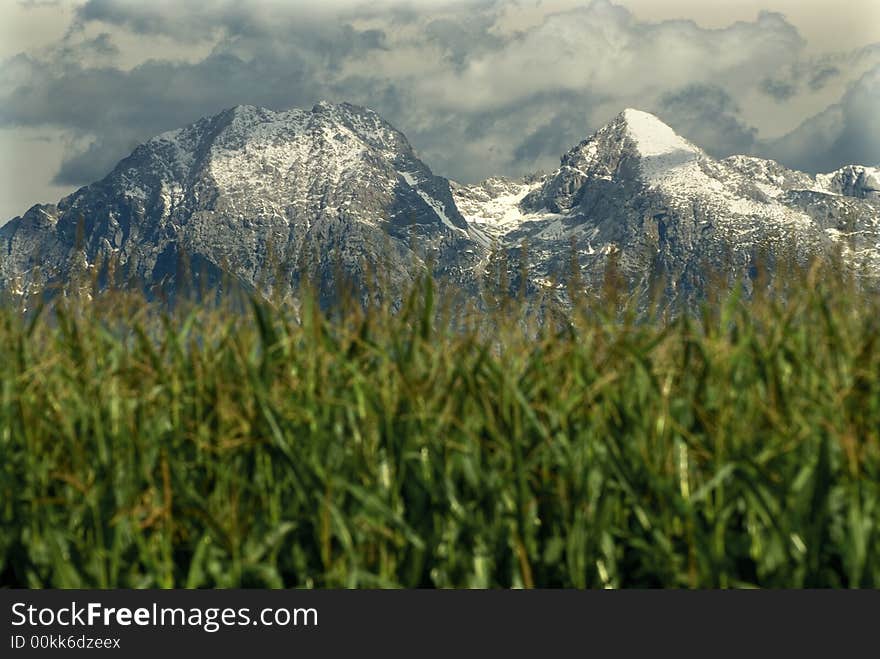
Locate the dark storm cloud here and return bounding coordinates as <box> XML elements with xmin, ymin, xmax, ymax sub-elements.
<box><xmin>657</xmin><ymin>85</ymin><xmax>758</xmax><ymax>157</ymax></box>
<box><xmin>511</xmin><ymin>92</ymin><xmax>606</xmax><ymax>165</ymax></box>
<box><xmin>36</xmin><ymin>50</ymin><xmax>330</xmax><ymax>183</ymax></box>
<box><xmin>74</xmin><ymin>0</ymin><xmax>250</xmax><ymax>41</ymax></box>
<box><xmin>2</xmin><ymin>52</ymin><xmax>313</xmax><ymax>131</ymax></box>
<box><xmin>84</xmin><ymin>32</ymin><xmax>118</xmax><ymax>56</ymax></box>
<box><xmin>760</xmin><ymin>77</ymin><xmax>798</xmax><ymax>102</ymax></box>
<box><xmin>766</xmin><ymin>64</ymin><xmax>880</xmax><ymax>172</ymax></box>
<box><xmin>50</xmin><ymin>32</ymin><xmax>120</xmax><ymax>62</ymax></box>
<box><xmin>756</xmin><ymin>60</ymin><xmax>847</xmax><ymax>101</ymax></box>
<box><xmin>53</xmin><ymin>131</ymin><xmax>138</xmax><ymax>185</ymax></box>
<box><xmin>424</xmin><ymin>16</ymin><xmax>503</xmax><ymax>69</ymax></box>
<box><xmin>0</xmin><ymin>53</ymin><xmax>314</xmax><ymax>184</ymax></box>
<box><xmin>755</xmin><ymin>45</ymin><xmax>879</xmax><ymax>103</ymax></box>
<box><xmin>73</xmin><ymin>0</ymin><xmax>388</xmax><ymax>50</ymax></box>
<box><xmin>808</xmin><ymin>65</ymin><xmax>840</xmax><ymax>91</ymax></box>
<box><xmin>17</xmin><ymin>0</ymin><xmax>62</xmax><ymax>8</ymax></box>
<box><xmin>1</xmin><ymin>0</ymin><xmax>878</xmax><ymax>190</ymax></box>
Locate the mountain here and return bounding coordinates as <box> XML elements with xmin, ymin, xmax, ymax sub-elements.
<box><xmin>452</xmin><ymin>109</ymin><xmax>880</xmax><ymax>303</ymax></box>
<box><xmin>2</xmin><ymin>104</ymin><xmax>879</xmax><ymax>307</ymax></box>
<box><xmin>0</xmin><ymin>102</ymin><xmax>481</xmax><ymax>304</ymax></box>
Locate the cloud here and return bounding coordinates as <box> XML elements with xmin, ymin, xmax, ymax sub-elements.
<box><xmin>512</xmin><ymin>95</ymin><xmax>601</xmax><ymax>166</ymax></box>
<box><xmin>766</xmin><ymin>64</ymin><xmax>880</xmax><ymax>171</ymax></box>
<box><xmin>74</xmin><ymin>0</ymin><xmax>253</xmax><ymax>41</ymax></box>
<box><xmin>657</xmin><ymin>85</ymin><xmax>758</xmax><ymax>156</ymax></box>
<box><xmin>82</xmin><ymin>32</ymin><xmax>119</xmax><ymax>57</ymax></box>
<box><xmin>1</xmin><ymin>0</ymin><xmax>878</xmax><ymax>192</ymax></box>
<box><xmin>399</xmin><ymin>6</ymin><xmax>805</xmax><ymax>114</ymax></box>
<box><xmin>808</xmin><ymin>65</ymin><xmax>841</xmax><ymax>91</ymax></box>
<box><xmin>53</xmin><ymin>131</ymin><xmax>138</xmax><ymax>185</ymax></box>
<box><xmin>754</xmin><ymin>44</ymin><xmax>879</xmax><ymax>102</ymax></box>
<box><xmin>760</xmin><ymin>77</ymin><xmax>798</xmax><ymax>102</ymax></box>
<box><xmin>17</xmin><ymin>0</ymin><xmax>62</xmax><ymax>8</ymax></box>
<box><xmin>73</xmin><ymin>0</ymin><xmax>397</xmax><ymax>44</ymax></box>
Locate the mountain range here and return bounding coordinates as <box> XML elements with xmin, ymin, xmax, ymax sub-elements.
<box><xmin>2</xmin><ymin>102</ymin><xmax>878</xmax><ymax>306</ymax></box>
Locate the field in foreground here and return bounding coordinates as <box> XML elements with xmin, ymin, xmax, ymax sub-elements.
<box><xmin>1</xmin><ymin>269</ymin><xmax>879</xmax><ymax>588</ymax></box>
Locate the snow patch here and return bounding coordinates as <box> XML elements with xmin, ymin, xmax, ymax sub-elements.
<box><xmin>399</xmin><ymin>171</ymin><xmax>419</xmax><ymax>186</ymax></box>
<box><xmin>451</xmin><ymin>179</ymin><xmax>553</xmax><ymax>240</ymax></box>
<box><xmin>622</xmin><ymin>109</ymin><xmax>699</xmax><ymax>159</ymax></box>
<box><xmin>415</xmin><ymin>190</ymin><xmax>467</xmax><ymax>235</ymax></box>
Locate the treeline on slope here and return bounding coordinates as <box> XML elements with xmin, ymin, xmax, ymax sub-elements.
<box><xmin>0</xmin><ymin>255</ymin><xmax>879</xmax><ymax>588</ymax></box>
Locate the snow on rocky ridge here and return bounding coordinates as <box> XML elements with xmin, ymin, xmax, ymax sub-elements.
<box><xmin>620</xmin><ymin>108</ymin><xmax>702</xmax><ymax>161</ymax></box>
<box><xmin>0</xmin><ymin>102</ymin><xmax>476</xmax><ymax>303</ymax></box>
<box><xmin>2</xmin><ymin>104</ymin><xmax>879</xmax><ymax>306</ymax></box>
<box><xmin>452</xmin><ymin>108</ymin><xmax>880</xmax><ymax>297</ymax></box>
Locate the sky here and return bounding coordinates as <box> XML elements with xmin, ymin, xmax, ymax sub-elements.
<box><xmin>1</xmin><ymin>0</ymin><xmax>879</xmax><ymax>222</ymax></box>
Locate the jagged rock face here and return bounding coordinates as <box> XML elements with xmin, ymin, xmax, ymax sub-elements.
<box><xmin>3</xmin><ymin>104</ymin><xmax>879</xmax><ymax>308</ymax></box>
<box><xmin>453</xmin><ymin>109</ymin><xmax>880</xmax><ymax>303</ymax></box>
<box><xmin>817</xmin><ymin>165</ymin><xmax>880</xmax><ymax>201</ymax></box>
<box><xmin>1</xmin><ymin>102</ymin><xmax>478</xmax><ymax>304</ymax></box>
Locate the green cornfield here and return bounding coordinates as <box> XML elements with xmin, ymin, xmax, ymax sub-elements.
<box><xmin>1</xmin><ymin>263</ymin><xmax>879</xmax><ymax>588</ymax></box>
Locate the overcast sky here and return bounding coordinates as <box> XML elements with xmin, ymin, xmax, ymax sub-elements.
<box><xmin>1</xmin><ymin>0</ymin><xmax>879</xmax><ymax>222</ymax></box>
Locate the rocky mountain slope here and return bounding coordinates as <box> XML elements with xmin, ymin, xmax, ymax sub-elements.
<box><xmin>2</xmin><ymin>104</ymin><xmax>879</xmax><ymax>306</ymax></box>
<box><xmin>452</xmin><ymin>109</ymin><xmax>880</xmax><ymax>304</ymax></box>
<box><xmin>1</xmin><ymin>102</ymin><xmax>481</xmax><ymax>304</ymax></box>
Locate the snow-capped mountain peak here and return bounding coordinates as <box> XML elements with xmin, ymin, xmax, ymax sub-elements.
<box><xmin>3</xmin><ymin>103</ymin><xmax>879</xmax><ymax>308</ymax></box>
<box><xmin>453</xmin><ymin>108</ymin><xmax>880</xmax><ymax>300</ymax></box>
<box><xmin>618</xmin><ymin>108</ymin><xmax>701</xmax><ymax>159</ymax></box>
<box><xmin>0</xmin><ymin>102</ymin><xmax>475</xmax><ymax>303</ymax></box>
